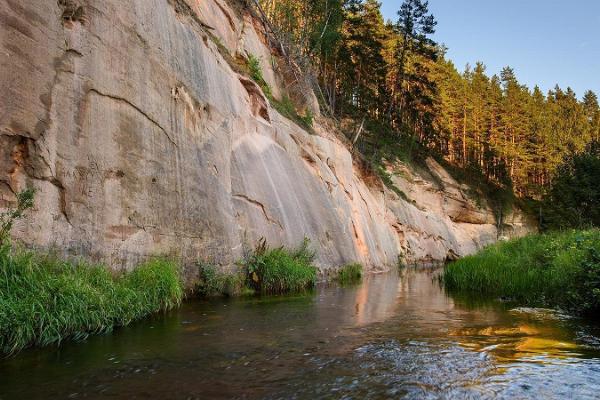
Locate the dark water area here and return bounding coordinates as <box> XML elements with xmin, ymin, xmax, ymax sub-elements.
<box><xmin>1</xmin><ymin>267</ymin><xmax>600</xmax><ymax>399</ymax></box>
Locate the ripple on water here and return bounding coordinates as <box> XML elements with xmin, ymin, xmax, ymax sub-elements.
<box><xmin>289</xmin><ymin>339</ymin><xmax>600</xmax><ymax>400</ymax></box>
<box><xmin>1</xmin><ymin>268</ymin><xmax>600</xmax><ymax>399</ymax></box>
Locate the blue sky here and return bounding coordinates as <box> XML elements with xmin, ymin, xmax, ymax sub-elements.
<box><xmin>380</xmin><ymin>1</ymin><xmax>600</xmax><ymax>98</ymax></box>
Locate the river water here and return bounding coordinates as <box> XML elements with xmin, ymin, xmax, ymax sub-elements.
<box><xmin>1</xmin><ymin>267</ymin><xmax>600</xmax><ymax>399</ymax></box>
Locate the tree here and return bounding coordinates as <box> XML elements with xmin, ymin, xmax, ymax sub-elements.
<box><xmin>542</xmin><ymin>141</ymin><xmax>600</xmax><ymax>229</ymax></box>
<box><xmin>336</xmin><ymin>0</ymin><xmax>387</xmax><ymax>116</ymax></box>
<box><xmin>252</xmin><ymin>0</ymin><xmax>599</xmax><ymax>201</ymax></box>
<box><xmin>583</xmin><ymin>90</ymin><xmax>600</xmax><ymax>142</ymax></box>
<box><xmin>388</xmin><ymin>0</ymin><xmax>437</xmax><ymax>127</ymax></box>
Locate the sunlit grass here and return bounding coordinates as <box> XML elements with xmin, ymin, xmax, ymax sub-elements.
<box><xmin>443</xmin><ymin>229</ymin><xmax>600</xmax><ymax>316</ymax></box>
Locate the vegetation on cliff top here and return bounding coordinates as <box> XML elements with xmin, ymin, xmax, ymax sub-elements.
<box><xmin>246</xmin><ymin>53</ymin><xmax>314</xmax><ymax>130</ymax></box>
<box><xmin>251</xmin><ymin>0</ymin><xmax>599</xmax><ymax>210</ymax></box>
<box><xmin>443</xmin><ymin>229</ymin><xmax>600</xmax><ymax>316</ymax></box>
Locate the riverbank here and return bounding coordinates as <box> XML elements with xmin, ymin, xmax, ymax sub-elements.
<box><xmin>2</xmin><ymin>267</ymin><xmax>599</xmax><ymax>399</ymax></box>
<box><xmin>0</xmin><ymin>243</ymin><xmax>183</xmax><ymax>356</ymax></box>
<box><xmin>0</xmin><ymin>237</ymin><xmax>365</xmax><ymax>355</ymax></box>
<box><xmin>443</xmin><ymin>229</ymin><xmax>600</xmax><ymax>316</ymax></box>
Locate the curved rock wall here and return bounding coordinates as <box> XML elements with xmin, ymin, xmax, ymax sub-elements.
<box><xmin>0</xmin><ymin>0</ymin><xmax>534</xmax><ymax>276</ymax></box>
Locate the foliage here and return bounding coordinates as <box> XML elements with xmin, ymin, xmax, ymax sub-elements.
<box><xmin>337</xmin><ymin>263</ymin><xmax>363</xmax><ymax>284</ymax></box>
<box><xmin>247</xmin><ymin>53</ymin><xmax>273</xmax><ymax>99</ymax></box>
<box><xmin>541</xmin><ymin>141</ymin><xmax>600</xmax><ymax>230</ymax></box>
<box><xmin>254</xmin><ymin>0</ymin><xmax>600</xmax><ymax>201</ymax></box>
<box><xmin>196</xmin><ymin>263</ymin><xmax>250</xmax><ymax>297</ymax></box>
<box><xmin>374</xmin><ymin>164</ymin><xmax>409</xmax><ymax>202</ymax></box>
<box><xmin>0</xmin><ymin>246</ymin><xmax>182</xmax><ymax>355</ymax></box>
<box><xmin>299</xmin><ymin>108</ymin><xmax>314</xmax><ymax>128</ymax></box>
<box><xmin>0</xmin><ymin>188</ymin><xmax>35</xmax><ymax>245</ymax></box>
<box><xmin>442</xmin><ymin>229</ymin><xmax>600</xmax><ymax>316</ymax></box>
<box><xmin>243</xmin><ymin>238</ymin><xmax>317</xmax><ymax>294</ymax></box>
<box><xmin>271</xmin><ymin>95</ymin><xmax>314</xmax><ymax>131</ymax></box>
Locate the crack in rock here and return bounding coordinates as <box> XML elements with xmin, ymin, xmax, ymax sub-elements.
<box><xmin>88</xmin><ymin>88</ymin><xmax>177</xmax><ymax>147</ymax></box>
<box><xmin>233</xmin><ymin>193</ymin><xmax>283</xmax><ymax>230</ymax></box>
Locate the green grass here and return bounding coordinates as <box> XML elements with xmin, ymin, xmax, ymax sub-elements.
<box><xmin>243</xmin><ymin>239</ymin><xmax>317</xmax><ymax>294</ymax></box>
<box><xmin>442</xmin><ymin>229</ymin><xmax>600</xmax><ymax>316</ymax></box>
<box><xmin>196</xmin><ymin>263</ymin><xmax>253</xmax><ymax>297</ymax></box>
<box><xmin>337</xmin><ymin>263</ymin><xmax>363</xmax><ymax>284</ymax></box>
<box><xmin>0</xmin><ymin>244</ymin><xmax>183</xmax><ymax>355</ymax></box>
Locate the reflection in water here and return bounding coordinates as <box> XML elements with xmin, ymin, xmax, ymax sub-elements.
<box><xmin>1</xmin><ymin>268</ymin><xmax>599</xmax><ymax>399</ymax></box>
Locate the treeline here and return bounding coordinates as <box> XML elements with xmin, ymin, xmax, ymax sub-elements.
<box><xmin>253</xmin><ymin>0</ymin><xmax>600</xmax><ymax>198</ymax></box>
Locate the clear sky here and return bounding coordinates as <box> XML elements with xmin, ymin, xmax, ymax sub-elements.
<box><xmin>380</xmin><ymin>0</ymin><xmax>600</xmax><ymax>98</ymax></box>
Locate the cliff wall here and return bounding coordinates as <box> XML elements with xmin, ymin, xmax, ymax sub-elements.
<box><xmin>0</xmin><ymin>0</ymin><xmax>534</xmax><ymax>276</ymax></box>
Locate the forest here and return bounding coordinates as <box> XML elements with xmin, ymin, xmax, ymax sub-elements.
<box><xmin>253</xmin><ymin>0</ymin><xmax>600</xmax><ymax>227</ymax></box>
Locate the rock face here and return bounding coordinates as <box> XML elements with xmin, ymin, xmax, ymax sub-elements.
<box><xmin>0</xmin><ymin>0</ymin><xmax>535</xmax><ymax>277</ymax></box>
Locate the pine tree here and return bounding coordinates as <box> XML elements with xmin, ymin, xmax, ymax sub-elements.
<box><xmin>389</xmin><ymin>0</ymin><xmax>437</xmax><ymax>127</ymax></box>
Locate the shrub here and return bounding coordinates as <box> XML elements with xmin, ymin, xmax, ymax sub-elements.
<box><xmin>247</xmin><ymin>54</ymin><xmax>272</xmax><ymax>99</ymax></box>
<box><xmin>243</xmin><ymin>238</ymin><xmax>317</xmax><ymax>294</ymax></box>
<box><xmin>0</xmin><ymin>248</ymin><xmax>183</xmax><ymax>355</ymax></box>
<box><xmin>337</xmin><ymin>263</ymin><xmax>363</xmax><ymax>284</ymax></box>
<box><xmin>0</xmin><ymin>188</ymin><xmax>35</xmax><ymax>244</ymax></box>
<box><xmin>196</xmin><ymin>262</ymin><xmax>248</xmax><ymax>297</ymax></box>
<box><xmin>442</xmin><ymin>229</ymin><xmax>600</xmax><ymax>316</ymax></box>
<box><xmin>299</xmin><ymin>108</ymin><xmax>314</xmax><ymax>128</ymax></box>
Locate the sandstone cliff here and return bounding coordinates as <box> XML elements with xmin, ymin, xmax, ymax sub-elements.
<box><xmin>0</xmin><ymin>0</ymin><xmax>534</xmax><ymax>276</ymax></box>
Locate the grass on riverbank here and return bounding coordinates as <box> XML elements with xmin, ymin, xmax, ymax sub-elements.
<box><xmin>196</xmin><ymin>239</ymin><xmax>318</xmax><ymax>296</ymax></box>
<box><xmin>337</xmin><ymin>263</ymin><xmax>363</xmax><ymax>284</ymax></box>
<box><xmin>244</xmin><ymin>239</ymin><xmax>317</xmax><ymax>294</ymax></box>
<box><xmin>443</xmin><ymin>229</ymin><xmax>600</xmax><ymax>316</ymax></box>
<box><xmin>0</xmin><ymin>244</ymin><xmax>183</xmax><ymax>355</ymax></box>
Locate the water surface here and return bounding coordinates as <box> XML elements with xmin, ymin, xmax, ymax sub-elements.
<box><xmin>1</xmin><ymin>267</ymin><xmax>600</xmax><ymax>399</ymax></box>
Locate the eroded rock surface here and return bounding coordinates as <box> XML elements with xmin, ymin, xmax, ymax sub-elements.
<box><xmin>0</xmin><ymin>0</ymin><xmax>535</xmax><ymax>277</ymax></box>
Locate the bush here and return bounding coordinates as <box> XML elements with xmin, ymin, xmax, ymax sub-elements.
<box><xmin>247</xmin><ymin>54</ymin><xmax>272</xmax><ymax>99</ymax></box>
<box><xmin>299</xmin><ymin>108</ymin><xmax>314</xmax><ymax>128</ymax></box>
<box><xmin>337</xmin><ymin>263</ymin><xmax>363</xmax><ymax>284</ymax></box>
<box><xmin>0</xmin><ymin>188</ymin><xmax>35</xmax><ymax>244</ymax></box>
<box><xmin>243</xmin><ymin>238</ymin><xmax>317</xmax><ymax>294</ymax></box>
<box><xmin>196</xmin><ymin>263</ymin><xmax>248</xmax><ymax>297</ymax></box>
<box><xmin>0</xmin><ymin>246</ymin><xmax>183</xmax><ymax>355</ymax></box>
<box><xmin>442</xmin><ymin>229</ymin><xmax>600</xmax><ymax>316</ymax></box>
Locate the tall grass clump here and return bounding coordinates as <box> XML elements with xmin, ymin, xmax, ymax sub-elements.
<box><xmin>0</xmin><ymin>189</ymin><xmax>183</xmax><ymax>355</ymax></box>
<box><xmin>243</xmin><ymin>238</ymin><xmax>317</xmax><ymax>294</ymax></box>
<box><xmin>196</xmin><ymin>262</ymin><xmax>250</xmax><ymax>297</ymax></box>
<box><xmin>0</xmin><ymin>250</ymin><xmax>183</xmax><ymax>355</ymax></box>
<box><xmin>337</xmin><ymin>263</ymin><xmax>363</xmax><ymax>284</ymax></box>
<box><xmin>443</xmin><ymin>229</ymin><xmax>600</xmax><ymax>316</ymax></box>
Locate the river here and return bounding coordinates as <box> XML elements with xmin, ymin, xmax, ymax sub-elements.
<box><xmin>1</xmin><ymin>267</ymin><xmax>600</xmax><ymax>399</ymax></box>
